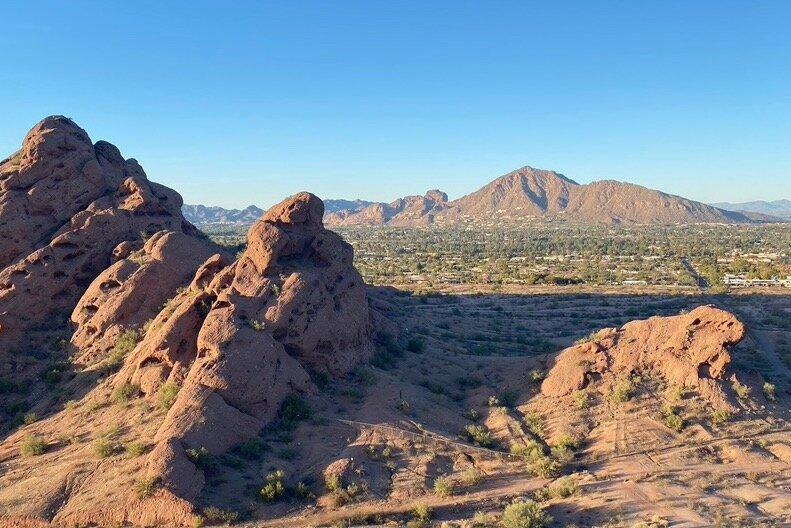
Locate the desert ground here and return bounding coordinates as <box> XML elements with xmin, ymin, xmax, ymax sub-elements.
<box><xmin>168</xmin><ymin>286</ymin><xmax>789</xmax><ymax>527</ymax></box>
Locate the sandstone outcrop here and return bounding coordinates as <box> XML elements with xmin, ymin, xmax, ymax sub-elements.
<box><xmin>541</xmin><ymin>306</ymin><xmax>746</xmax><ymax>407</ymax></box>
<box><xmin>0</xmin><ymin>116</ymin><xmax>202</xmax><ymax>358</ymax></box>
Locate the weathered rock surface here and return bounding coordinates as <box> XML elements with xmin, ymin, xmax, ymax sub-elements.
<box><xmin>541</xmin><ymin>305</ymin><xmax>746</xmax><ymax>407</ymax></box>
<box><xmin>0</xmin><ymin>116</ymin><xmax>202</xmax><ymax>358</ymax></box>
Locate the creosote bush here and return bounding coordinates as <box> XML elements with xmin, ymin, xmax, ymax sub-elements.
<box><xmin>159</xmin><ymin>382</ymin><xmax>180</xmax><ymax>410</ymax></box>
<box><xmin>408</xmin><ymin>504</ymin><xmax>432</xmax><ymax>528</ymax></box>
<box><xmin>93</xmin><ymin>438</ymin><xmax>115</xmax><ymax>458</ymax></box>
<box><xmin>106</xmin><ymin>329</ymin><xmax>140</xmax><ymax>372</ymax></box>
<box><xmin>113</xmin><ymin>382</ymin><xmax>140</xmax><ymax>404</ymax></box>
<box><xmin>260</xmin><ymin>470</ymin><xmax>286</xmax><ymax>502</ymax></box>
<box><xmin>572</xmin><ymin>390</ymin><xmax>589</xmax><ymax>409</ymax></box>
<box><xmin>134</xmin><ymin>476</ymin><xmax>161</xmax><ymax>499</ymax></box>
<box><xmin>732</xmin><ymin>381</ymin><xmax>751</xmax><ymax>400</ymax></box>
<box><xmin>433</xmin><ymin>476</ymin><xmax>455</xmax><ymax>497</ymax></box>
<box><xmin>501</xmin><ymin>499</ymin><xmax>552</xmax><ymax>528</ymax></box>
<box><xmin>125</xmin><ymin>441</ymin><xmax>148</xmax><ymax>457</ymax></box>
<box><xmin>20</xmin><ymin>434</ymin><xmax>47</xmax><ymax>457</ymax></box>
<box><xmin>202</xmin><ymin>506</ymin><xmax>240</xmax><ymax>525</ymax></box>
<box><xmin>711</xmin><ymin>409</ymin><xmax>733</xmax><ymax>426</ymax></box>
<box><xmin>610</xmin><ymin>378</ymin><xmax>635</xmax><ymax>403</ymax></box>
<box><xmin>763</xmin><ymin>382</ymin><xmax>776</xmax><ymax>401</ymax></box>
<box><xmin>465</xmin><ymin>424</ymin><xmax>494</xmax><ymax>447</ymax></box>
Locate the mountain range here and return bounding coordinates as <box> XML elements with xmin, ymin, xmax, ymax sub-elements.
<box><xmin>710</xmin><ymin>199</ymin><xmax>791</xmax><ymax>220</ymax></box>
<box><xmin>184</xmin><ymin>166</ymin><xmax>781</xmax><ymax>227</ymax></box>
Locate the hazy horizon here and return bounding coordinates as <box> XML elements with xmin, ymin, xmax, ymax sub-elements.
<box><xmin>2</xmin><ymin>1</ymin><xmax>790</xmax><ymax>208</ymax></box>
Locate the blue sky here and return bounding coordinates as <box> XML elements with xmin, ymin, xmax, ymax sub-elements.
<box><xmin>1</xmin><ymin>1</ymin><xmax>789</xmax><ymax>208</ymax></box>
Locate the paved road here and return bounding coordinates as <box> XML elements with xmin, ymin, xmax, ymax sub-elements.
<box><xmin>681</xmin><ymin>257</ymin><xmax>709</xmax><ymax>289</ymax></box>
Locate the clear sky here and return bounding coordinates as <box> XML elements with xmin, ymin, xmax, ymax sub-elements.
<box><xmin>1</xmin><ymin>1</ymin><xmax>789</xmax><ymax>208</ymax></box>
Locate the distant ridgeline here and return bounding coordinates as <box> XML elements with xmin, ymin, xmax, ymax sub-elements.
<box><xmin>184</xmin><ymin>166</ymin><xmax>784</xmax><ymax>227</ymax></box>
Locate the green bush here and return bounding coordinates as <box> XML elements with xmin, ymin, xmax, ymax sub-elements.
<box><xmin>20</xmin><ymin>434</ymin><xmax>47</xmax><ymax>457</ymax></box>
<box><xmin>134</xmin><ymin>476</ymin><xmax>160</xmax><ymax>499</ymax></box>
<box><xmin>572</xmin><ymin>391</ymin><xmax>589</xmax><ymax>409</ymax></box>
<box><xmin>408</xmin><ymin>504</ymin><xmax>432</xmax><ymax>528</ymax></box>
<box><xmin>159</xmin><ymin>383</ymin><xmax>180</xmax><ymax>410</ymax></box>
<box><xmin>763</xmin><ymin>382</ymin><xmax>776</xmax><ymax>401</ymax></box>
<box><xmin>711</xmin><ymin>409</ymin><xmax>732</xmax><ymax>426</ymax></box>
<box><xmin>23</xmin><ymin>412</ymin><xmax>38</xmax><ymax>425</ymax></box>
<box><xmin>465</xmin><ymin>424</ymin><xmax>494</xmax><ymax>447</ymax></box>
<box><xmin>433</xmin><ymin>476</ymin><xmax>455</xmax><ymax>497</ymax></box>
<box><xmin>93</xmin><ymin>438</ymin><xmax>115</xmax><ymax>458</ymax></box>
<box><xmin>106</xmin><ymin>329</ymin><xmax>140</xmax><ymax>371</ymax></box>
<box><xmin>610</xmin><ymin>378</ymin><xmax>635</xmax><ymax>403</ymax></box>
<box><xmin>125</xmin><ymin>441</ymin><xmax>148</xmax><ymax>457</ymax></box>
<box><xmin>202</xmin><ymin>506</ymin><xmax>239</xmax><ymax>525</ymax></box>
<box><xmin>113</xmin><ymin>382</ymin><xmax>140</xmax><ymax>404</ymax></box>
<box><xmin>501</xmin><ymin>500</ymin><xmax>552</xmax><ymax>528</ymax></box>
<box><xmin>236</xmin><ymin>437</ymin><xmax>267</xmax><ymax>460</ymax></box>
<box><xmin>406</xmin><ymin>337</ymin><xmax>425</xmax><ymax>353</ymax></box>
<box><xmin>186</xmin><ymin>446</ymin><xmax>215</xmax><ymax>471</ymax></box>
<box><xmin>664</xmin><ymin>412</ymin><xmax>685</xmax><ymax>432</ymax></box>
<box><xmin>260</xmin><ymin>470</ymin><xmax>286</xmax><ymax>502</ymax></box>
<box><xmin>732</xmin><ymin>381</ymin><xmax>751</xmax><ymax>400</ymax></box>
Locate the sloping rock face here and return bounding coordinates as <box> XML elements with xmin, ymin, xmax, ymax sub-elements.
<box><xmin>541</xmin><ymin>306</ymin><xmax>746</xmax><ymax>407</ymax></box>
<box><xmin>90</xmin><ymin>192</ymin><xmax>370</xmax><ymax>516</ymax></box>
<box><xmin>70</xmin><ymin>230</ymin><xmax>219</xmax><ymax>368</ymax></box>
<box><xmin>0</xmin><ymin>116</ymin><xmax>201</xmax><ymax>357</ymax></box>
<box><xmin>0</xmin><ymin>190</ymin><xmax>374</xmax><ymax>526</ymax></box>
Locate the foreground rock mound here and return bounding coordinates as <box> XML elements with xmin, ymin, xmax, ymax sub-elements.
<box><xmin>0</xmin><ymin>190</ymin><xmax>373</xmax><ymax>527</ymax></box>
<box><xmin>541</xmin><ymin>306</ymin><xmax>746</xmax><ymax>407</ymax></box>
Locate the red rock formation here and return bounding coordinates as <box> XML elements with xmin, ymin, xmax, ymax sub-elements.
<box><xmin>541</xmin><ymin>306</ymin><xmax>746</xmax><ymax>408</ymax></box>
<box><xmin>0</xmin><ymin>116</ymin><xmax>202</xmax><ymax>358</ymax></box>
<box><xmin>113</xmin><ymin>191</ymin><xmax>373</xmax><ymax>503</ymax></box>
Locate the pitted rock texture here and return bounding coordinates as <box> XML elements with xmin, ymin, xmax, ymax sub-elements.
<box><xmin>113</xmin><ymin>192</ymin><xmax>373</xmax><ymax>502</ymax></box>
<box><xmin>0</xmin><ymin>116</ymin><xmax>201</xmax><ymax>357</ymax></box>
<box><xmin>541</xmin><ymin>305</ymin><xmax>746</xmax><ymax>407</ymax></box>
<box><xmin>70</xmin><ymin>230</ymin><xmax>220</xmax><ymax>368</ymax></box>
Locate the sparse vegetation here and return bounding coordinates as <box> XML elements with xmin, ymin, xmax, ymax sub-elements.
<box><xmin>106</xmin><ymin>329</ymin><xmax>140</xmax><ymax>372</ymax></box>
<box><xmin>763</xmin><ymin>382</ymin><xmax>776</xmax><ymax>401</ymax></box>
<box><xmin>112</xmin><ymin>382</ymin><xmax>140</xmax><ymax>404</ymax></box>
<box><xmin>202</xmin><ymin>506</ymin><xmax>239</xmax><ymax>525</ymax></box>
<box><xmin>572</xmin><ymin>390</ymin><xmax>589</xmax><ymax>409</ymax></box>
<box><xmin>461</xmin><ymin>467</ymin><xmax>484</xmax><ymax>486</ymax></box>
<box><xmin>732</xmin><ymin>380</ymin><xmax>751</xmax><ymax>400</ymax></box>
<box><xmin>20</xmin><ymin>434</ymin><xmax>47</xmax><ymax>457</ymax></box>
<box><xmin>433</xmin><ymin>475</ymin><xmax>455</xmax><ymax>496</ymax></box>
<box><xmin>610</xmin><ymin>378</ymin><xmax>635</xmax><ymax>403</ymax></box>
<box><xmin>159</xmin><ymin>382</ymin><xmax>180</xmax><ymax>410</ymax></box>
<box><xmin>134</xmin><ymin>476</ymin><xmax>161</xmax><ymax>499</ymax></box>
<box><xmin>93</xmin><ymin>438</ymin><xmax>115</xmax><ymax>458</ymax></box>
<box><xmin>711</xmin><ymin>408</ymin><xmax>733</xmax><ymax>426</ymax></box>
<box><xmin>408</xmin><ymin>504</ymin><xmax>432</xmax><ymax>528</ymax></box>
<box><xmin>260</xmin><ymin>470</ymin><xmax>286</xmax><ymax>502</ymax></box>
<box><xmin>501</xmin><ymin>499</ymin><xmax>552</xmax><ymax>528</ymax></box>
<box><xmin>125</xmin><ymin>441</ymin><xmax>148</xmax><ymax>457</ymax></box>
<box><xmin>465</xmin><ymin>424</ymin><xmax>494</xmax><ymax>447</ymax></box>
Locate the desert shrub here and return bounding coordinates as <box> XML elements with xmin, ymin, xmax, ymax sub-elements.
<box><xmin>408</xmin><ymin>504</ymin><xmax>432</xmax><ymax>528</ymax></box>
<box><xmin>527</xmin><ymin>454</ymin><xmax>560</xmax><ymax>478</ymax></box>
<box><xmin>500</xmin><ymin>390</ymin><xmax>518</xmax><ymax>408</ymax></box>
<box><xmin>134</xmin><ymin>476</ymin><xmax>160</xmax><ymax>499</ymax></box>
<box><xmin>433</xmin><ymin>476</ymin><xmax>455</xmax><ymax>497</ymax></box>
<box><xmin>572</xmin><ymin>390</ymin><xmax>589</xmax><ymax>409</ymax></box>
<box><xmin>372</xmin><ymin>333</ymin><xmax>404</xmax><ymax>369</ymax></box>
<box><xmin>406</xmin><ymin>337</ymin><xmax>425</xmax><ymax>353</ymax></box>
<box><xmin>465</xmin><ymin>424</ymin><xmax>494</xmax><ymax>447</ymax></box>
<box><xmin>23</xmin><ymin>412</ymin><xmax>38</xmax><ymax>425</ymax></box>
<box><xmin>159</xmin><ymin>383</ymin><xmax>180</xmax><ymax>410</ymax></box>
<box><xmin>186</xmin><ymin>446</ymin><xmax>215</xmax><ymax>471</ymax></box>
<box><xmin>763</xmin><ymin>382</ymin><xmax>776</xmax><ymax>401</ymax></box>
<box><xmin>547</xmin><ymin>476</ymin><xmax>578</xmax><ymax>499</ymax></box>
<box><xmin>664</xmin><ymin>411</ymin><xmax>685</xmax><ymax>432</ymax></box>
<box><xmin>550</xmin><ymin>445</ymin><xmax>574</xmax><ymax>465</ymax></box>
<box><xmin>236</xmin><ymin>437</ymin><xmax>267</xmax><ymax>460</ymax></box>
<box><xmin>112</xmin><ymin>382</ymin><xmax>140</xmax><ymax>404</ymax></box>
<box><xmin>325</xmin><ymin>473</ymin><xmax>342</xmax><ymax>493</ymax></box>
<box><xmin>125</xmin><ymin>441</ymin><xmax>148</xmax><ymax>457</ymax></box>
<box><xmin>20</xmin><ymin>434</ymin><xmax>47</xmax><ymax>457</ymax></box>
<box><xmin>501</xmin><ymin>499</ymin><xmax>552</xmax><ymax>528</ymax></box>
<box><xmin>461</xmin><ymin>467</ymin><xmax>484</xmax><ymax>486</ymax></box>
<box><xmin>93</xmin><ymin>438</ymin><xmax>115</xmax><ymax>458</ymax></box>
<box><xmin>610</xmin><ymin>378</ymin><xmax>635</xmax><ymax>403</ymax></box>
<box><xmin>523</xmin><ymin>411</ymin><xmax>544</xmax><ymax>436</ymax></box>
<box><xmin>278</xmin><ymin>394</ymin><xmax>311</xmax><ymax>428</ymax></box>
<box><xmin>711</xmin><ymin>409</ymin><xmax>732</xmax><ymax>426</ymax></box>
<box><xmin>510</xmin><ymin>440</ymin><xmax>544</xmax><ymax>462</ymax></box>
<box><xmin>732</xmin><ymin>381</ymin><xmax>751</xmax><ymax>400</ymax></box>
<box><xmin>667</xmin><ymin>386</ymin><xmax>685</xmax><ymax>402</ymax></box>
<box><xmin>465</xmin><ymin>408</ymin><xmax>481</xmax><ymax>421</ymax></box>
<box><xmin>106</xmin><ymin>329</ymin><xmax>140</xmax><ymax>371</ymax></box>
<box><xmin>471</xmin><ymin>511</ymin><xmax>494</xmax><ymax>527</ymax></box>
<box><xmin>260</xmin><ymin>470</ymin><xmax>286</xmax><ymax>502</ymax></box>
<box><xmin>294</xmin><ymin>481</ymin><xmax>314</xmax><ymax>500</ymax></box>
<box><xmin>552</xmin><ymin>434</ymin><xmax>578</xmax><ymax>451</ymax></box>
<box><xmin>202</xmin><ymin>507</ymin><xmax>239</xmax><ymax>525</ymax></box>
<box><xmin>529</xmin><ymin>369</ymin><xmax>544</xmax><ymax>382</ymax></box>
<box><xmin>487</xmin><ymin>395</ymin><xmax>500</xmax><ymax>407</ymax></box>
